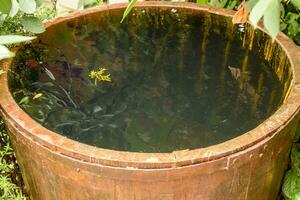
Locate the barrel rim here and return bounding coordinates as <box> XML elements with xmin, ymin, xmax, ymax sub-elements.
<box><xmin>1</xmin><ymin>1</ymin><xmax>300</xmax><ymax>169</ymax></box>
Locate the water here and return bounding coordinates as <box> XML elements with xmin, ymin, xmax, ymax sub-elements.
<box><xmin>9</xmin><ymin>8</ymin><xmax>284</xmax><ymax>153</ymax></box>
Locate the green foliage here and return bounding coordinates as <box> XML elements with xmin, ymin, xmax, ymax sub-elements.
<box><xmin>0</xmin><ymin>120</ymin><xmax>26</xmax><ymax>200</ymax></box>
<box><xmin>20</xmin><ymin>16</ymin><xmax>45</xmax><ymax>33</ymax></box>
<box><xmin>194</xmin><ymin>0</ymin><xmax>300</xmax><ymax>44</ymax></box>
<box><xmin>0</xmin><ymin>35</ymin><xmax>35</xmax><ymax>44</ymax></box>
<box><xmin>0</xmin><ymin>0</ymin><xmax>13</xmax><ymax>15</ymax></box>
<box><xmin>245</xmin><ymin>0</ymin><xmax>258</xmax><ymax>10</ymax></box>
<box><xmin>0</xmin><ymin>35</ymin><xmax>36</xmax><ymax>62</ymax></box>
<box><xmin>10</xmin><ymin>0</ymin><xmax>20</xmax><ymax>17</ymax></box>
<box><xmin>262</xmin><ymin>0</ymin><xmax>280</xmax><ymax>40</ymax></box>
<box><xmin>0</xmin><ymin>0</ymin><xmax>46</xmax><ymax>61</ymax></box>
<box><xmin>209</xmin><ymin>0</ymin><xmax>228</xmax><ymax>8</ymax></box>
<box><xmin>196</xmin><ymin>0</ymin><xmax>207</xmax><ymax>4</ymax></box>
<box><xmin>19</xmin><ymin>96</ymin><xmax>30</xmax><ymax>105</ymax></box>
<box><xmin>0</xmin><ymin>45</ymin><xmax>14</xmax><ymax>60</ymax></box>
<box><xmin>246</xmin><ymin>0</ymin><xmax>282</xmax><ymax>40</ymax></box>
<box><xmin>121</xmin><ymin>0</ymin><xmax>138</xmax><ymax>23</ymax></box>
<box><xmin>284</xmin><ymin>12</ymin><xmax>299</xmax><ymax>36</ymax></box>
<box><xmin>281</xmin><ymin>1</ymin><xmax>300</xmax><ymax>45</ymax></box>
<box><xmin>283</xmin><ymin>144</ymin><xmax>300</xmax><ymax>200</ymax></box>
<box><xmin>247</xmin><ymin>0</ymin><xmax>300</xmax><ymax>43</ymax></box>
<box><xmin>291</xmin><ymin>0</ymin><xmax>300</xmax><ymax>8</ymax></box>
<box><xmin>83</xmin><ymin>0</ymin><xmax>101</xmax><ymax>8</ymax></box>
<box><xmin>19</xmin><ymin>0</ymin><xmax>37</xmax><ymax>14</ymax></box>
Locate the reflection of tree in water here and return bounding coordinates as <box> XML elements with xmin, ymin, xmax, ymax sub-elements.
<box><xmin>9</xmin><ymin>9</ymin><xmax>284</xmax><ymax>152</ymax></box>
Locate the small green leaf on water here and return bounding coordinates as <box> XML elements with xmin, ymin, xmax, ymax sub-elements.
<box><xmin>33</xmin><ymin>93</ymin><xmax>43</xmax><ymax>100</ymax></box>
<box><xmin>120</xmin><ymin>0</ymin><xmax>138</xmax><ymax>23</ymax></box>
<box><xmin>0</xmin><ymin>0</ymin><xmax>12</xmax><ymax>15</ymax></box>
<box><xmin>21</xmin><ymin>16</ymin><xmax>45</xmax><ymax>34</ymax></box>
<box><xmin>0</xmin><ymin>35</ymin><xmax>36</xmax><ymax>45</ymax></box>
<box><xmin>19</xmin><ymin>0</ymin><xmax>36</xmax><ymax>14</ymax></box>
<box><xmin>0</xmin><ymin>45</ymin><xmax>15</xmax><ymax>60</ymax></box>
<box><xmin>19</xmin><ymin>96</ymin><xmax>29</xmax><ymax>105</ymax></box>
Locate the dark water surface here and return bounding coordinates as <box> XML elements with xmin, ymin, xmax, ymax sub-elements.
<box><xmin>9</xmin><ymin>8</ymin><xmax>284</xmax><ymax>152</ymax></box>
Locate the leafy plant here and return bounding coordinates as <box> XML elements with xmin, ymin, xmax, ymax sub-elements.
<box><xmin>0</xmin><ymin>35</ymin><xmax>36</xmax><ymax>59</ymax></box>
<box><xmin>0</xmin><ymin>120</ymin><xmax>26</xmax><ymax>199</ymax></box>
<box><xmin>0</xmin><ymin>0</ymin><xmax>45</xmax><ymax>33</ymax></box>
<box><xmin>121</xmin><ymin>0</ymin><xmax>138</xmax><ymax>23</ymax></box>
<box><xmin>89</xmin><ymin>67</ymin><xmax>111</xmax><ymax>85</ymax></box>
<box><xmin>0</xmin><ymin>0</ymin><xmax>45</xmax><ymax>61</ymax></box>
<box><xmin>283</xmin><ymin>144</ymin><xmax>300</xmax><ymax>200</ymax></box>
<box><xmin>233</xmin><ymin>0</ymin><xmax>300</xmax><ymax>43</ymax></box>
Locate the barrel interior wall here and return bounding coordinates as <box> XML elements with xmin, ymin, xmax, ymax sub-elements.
<box><xmin>241</xmin><ymin>24</ymin><xmax>293</xmax><ymax>103</ymax></box>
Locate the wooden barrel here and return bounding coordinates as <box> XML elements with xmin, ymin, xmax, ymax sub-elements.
<box><xmin>0</xmin><ymin>2</ymin><xmax>300</xmax><ymax>199</ymax></box>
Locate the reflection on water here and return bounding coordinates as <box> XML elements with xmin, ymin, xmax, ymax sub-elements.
<box><xmin>9</xmin><ymin>8</ymin><xmax>284</xmax><ymax>153</ymax></box>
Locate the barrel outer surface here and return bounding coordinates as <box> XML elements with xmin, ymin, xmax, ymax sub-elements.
<box><xmin>1</xmin><ymin>2</ymin><xmax>300</xmax><ymax>200</ymax></box>
<box><xmin>4</xmin><ymin>114</ymin><xmax>299</xmax><ymax>200</ymax></box>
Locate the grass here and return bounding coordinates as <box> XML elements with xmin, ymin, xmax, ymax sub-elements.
<box><xmin>0</xmin><ymin>119</ymin><xmax>27</xmax><ymax>200</ymax></box>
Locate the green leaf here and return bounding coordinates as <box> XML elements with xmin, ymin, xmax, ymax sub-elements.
<box><xmin>120</xmin><ymin>0</ymin><xmax>138</xmax><ymax>23</ymax></box>
<box><xmin>21</xmin><ymin>16</ymin><xmax>45</xmax><ymax>34</ymax></box>
<box><xmin>209</xmin><ymin>0</ymin><xmax>228</xmax><ymax>8</ymax></box>
<box><xmin>9</xmin><ymin>0</ymin><xmax>19</xmax><ymax>17</ymax></box>
<box><xmin>19</xmin><ymin>0</ymin><xmax>36</xmax><ymax>14</ymax></box>
<box><xmin>292</xmin><ymin>192</ymin><xmax>300</xmax><ymax>200</ymax></box>
<box><xmin>291</xmin><ymin>145</ymin><xmax>300</xmax><ymax>170</ymax></box>
<box><xmin>58</xmin><ymin>0</ymin><xmax>83</xmax><ymax>10</ymax></box>
<box><xmin>84</xmin><ymin>0</ymin><xmax>100</xmax><ymax>8</ymax></box>
<box><xmin>263</xmin><ymin>0</ymin><xmax>280</xmax><ymax>40</ymax></box>
<box><xmin>291</xmin><ymin>0</ymin><xmax>300</xmax><ymax>9</ymax></box>
<box><xmin>0</xmin><ymin>0</ymin><xmax>12</xmax><ymax>14</ymax></box>
<box><xmin>0</xmin><ymin>45</ymin><xmax>14</xmax><ymax>60</ymax></box>
<box><xmin>197</xmin><ymin>0</ymin><xmax>208</xmax><ymax>4</ymax></box>
<box><xmin>0</xmin><ymin>35</ymin><xmax>36</xmax><ymax>45</ymax></box>
<box><xmin>286</xmin><ymin>12</ymin><xmax>300</xmax><ymax>37</ymax></box>
<box><xmin>282</xmin><ymin>170</ymin><xmax>300</xmax><ymax>200</ymax></box>
<box><xmin>0</xmin><ymin>15</ymin><xmax>6</xmax><ymax>26</ymax></box>
<box><xmin>249</xmin><ymin>0</ymin><xmax>273</xmax><ymax>28</ymax></box>
<box><xmin>226</xmin><ymin>0</ymin><xmax>239</xmax><ymax>10</ymax></box>
<box><xmin>19</xmin><ymin>96</ymin><xmax>29</xmax><ymax>105</ymax></box>
<box><xmin>245</xmin><ymin>0</ymin><xmax>258</xmax><ymax>10</ymax></box>
<box><xmin>33</xmin><ymin>93</ymin><xmax>43</xmax><ymax>100</ymax></box>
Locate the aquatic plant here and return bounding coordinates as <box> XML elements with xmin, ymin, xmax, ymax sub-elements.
<box><xmin>89</xmin><ymin>68</ymin><xmax>111</xmax><ymax>85</ymax></box>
